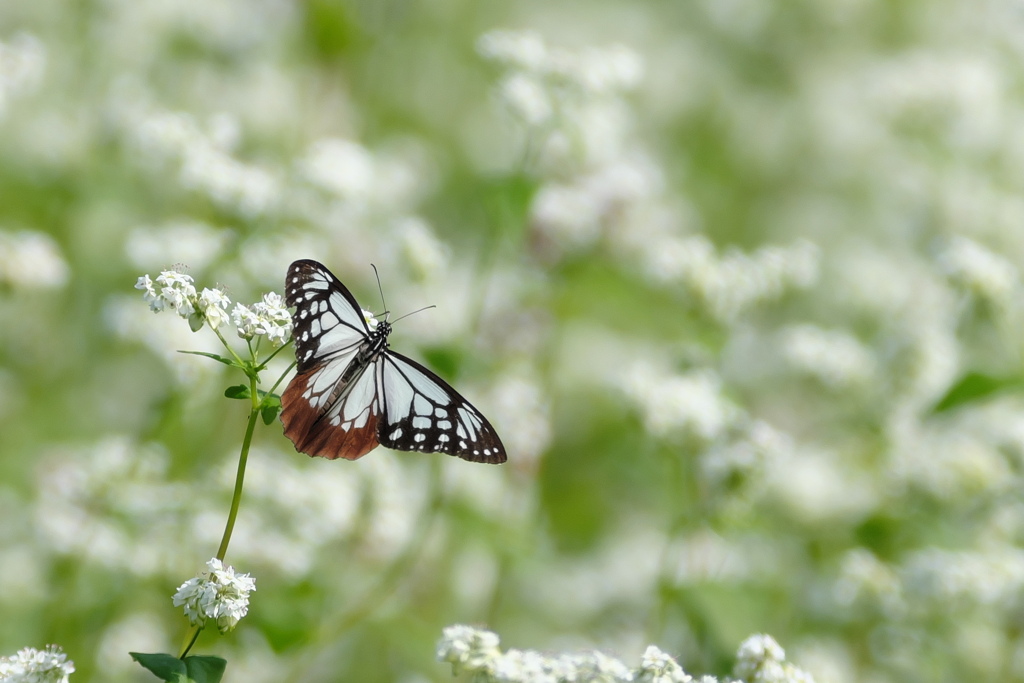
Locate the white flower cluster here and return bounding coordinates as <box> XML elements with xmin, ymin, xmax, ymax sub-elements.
<box><xmin>131</xmin><ymin>109</ymin><xmax>280</xmax><ymax>218</ymax></box>
<box><xmin>172</xmin><ymin>557</ymin><xmax>255</xmax><ymax>634</ymax></box>
<box><xmin>733</xmin><ymin>634</ymin><xmax>815</xmax><ymax>683</ymax></box>
<box><xmin>0</xmin><ymin>230</ymin><xmax>69</xmax><ymax>289</ymax></box>
<box><xmin>231</xmin><ymin>292</ymin><xmax>292</xmax><ymax>346</ymax></box>
<box><xmin>135</xmin><ymin>269</ymin><xmax>292</xmax><ymax>345</ymax></box>
<box><xmin>0</xmin><ymin>645</ymin><xmax>75</xmax><ymax>683</ymax></box>
<box><xmin>437</xmin><ymin>626</ymin><xmax>813</xmax><ymax>683</ymax></box>
<box><xmin>0</xmin><ymin>33</ymin><xmax>45</xmax><ymax>119</ymax></box>
<box><xmin>478</xmin><ymin>30</ymin><xmax>643</xmax><ymax>128</ymax></box>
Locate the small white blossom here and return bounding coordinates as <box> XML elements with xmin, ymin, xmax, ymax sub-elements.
<box><xmin>172</xmin><ymin>558</ymin><xmax>255</xmax><ymax>634</ymax></box>
<box><xmin>734</xmin><ymin>634</ymin><xmax>815</xmax><ymax>683</ymax></box>
<box><xmin>635</xmin><ymin>646</ymin><xmax>691</xmax><ymax>683</ymax></box>
<box><xmin>231</xmin><ymin>302</ymin><xmax>261</xmax><ymax>339</ymax></box>
<box><xmin>361</xmin><ymin>308</ymin><xmax>379</xmax><ymax>331</ymax></box>
<box><xmin>0</xmin><ymin>645</ymin><xmax>75</xmax><ymax>683</ymax></box>
<box><xmin>251</xmin><ymin>291</ymin><xmax>293</xmax><ymax>345</ymax></box>
<box><xmin>436</xmin><ymin>625</ymin><xmax>502</xmax><ymax>675</ymax></box>
<box><xmin>154</xmin><ymin>270</ymin><xmax>197</xmax><ymax>317</ymax></box>
<box><xmin>198</xmin><ymin>288</ymin><xmax>231</xmax><ymax>330</ymax></box>
<box><xmin>135</xmin><ymin>275</ymin><xmax>164</xmax><ymax>312</ymax></box>
<box><xmin>231</xmin><ymin>292</ymin><xmax>292</xmax><ymax>345</ymax></box>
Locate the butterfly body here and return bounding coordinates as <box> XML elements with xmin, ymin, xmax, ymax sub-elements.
<box><xmin>280</xmin><ymin>260</ymin><xmax>506</xmax><ymax>464</ymax></box>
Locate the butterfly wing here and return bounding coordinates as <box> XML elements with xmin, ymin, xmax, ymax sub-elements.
<box><xmin>280</xmin><ymin>260</ymin><xmax>381</xmax><ymax>460</ymax></box>
<box><xmin>378</xmin><ymin>351</ymin><xmax>506</xmax><ymax>464</ymax></box>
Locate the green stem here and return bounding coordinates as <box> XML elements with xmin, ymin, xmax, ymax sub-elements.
<box><xmin>178</xmin><ymin>624</ymin><xmax>202</xmax><ymax>659</ymax></box>
<box><xmin>216</xmin><ymin>374</ymin><xmax>260</xmax><ymax>562</ymax></box>
<box><xmin>212</xmin><ymin>326</ymin><xmax>249</xmax><ymax>370</ymax></box>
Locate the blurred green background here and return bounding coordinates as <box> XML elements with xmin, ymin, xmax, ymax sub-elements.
<box><xmin>3</xmin><ymin>0</ymin><xmax>1024</xmax><ymax>681</ymax></box>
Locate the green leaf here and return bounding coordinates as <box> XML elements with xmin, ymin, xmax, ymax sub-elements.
<box><xmin>179</xmin><ymin>350</ymin><xmax>238</xmax><ymax>367</ymax></box>
<box><xmin>188</xmin><ymin>313</ymin><xmax>205</xmax><ymax>333</ymax></box>
<box><xmin>129</xmin><ymin>653</ymin><xmax>227</xmax><ymax>683</ymax></box>
<box><xmin>183</xmin><ymin>655</ymin><xmax>227</xmax><ymax>683</ymax></box>
<box><xmin>130</xmin><ymin>652</ymin><xmax>187</xmax><ymax>681</ymax></box>
<box><xmin>261</xmin><ymin>394</ymin><xmax>282</xmax><ymax>425</ymax></box>
<box><xmin>224</xmin><ymin>385</ymin><xmax>252</xmax><ymax>399</ymax></box>
<box><xmin>932</xmin><ymin>372</ymin><xmax>1024</xmax><ymax>413</ymax></box>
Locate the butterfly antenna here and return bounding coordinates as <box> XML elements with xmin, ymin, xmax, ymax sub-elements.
<box><xmin>390</xmin><ymin>305</ymin><xmax>437</xmax><ymax>325</ymax></box>
<box><xmin>371</xmin><ymin>264</ymin><xmax>389</xmax><ymax>321</ymax></box>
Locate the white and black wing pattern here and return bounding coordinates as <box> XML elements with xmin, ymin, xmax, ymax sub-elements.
<box><xmin>378</xmin><ymin>353</ymin><xmax>506</xmax><ymax>464</ymax></box>
<box><xmin>279</xmin><ymin>259</ymin><xmax>507</xmax><ymax>464</ymax></box>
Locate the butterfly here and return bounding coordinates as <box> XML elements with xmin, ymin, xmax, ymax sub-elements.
<box><xmin>279</xmin><ymin>259</ymin><xmax>506</xmax><ymax>464</ymax></box>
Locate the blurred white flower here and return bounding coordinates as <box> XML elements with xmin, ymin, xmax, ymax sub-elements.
<box><xmin>0</xmin><ymin>645</ymin><xmax>74</xmax><ymax>683</ymax></box>
<box><xmin>484</xmin><ymin>370</ymin><xmax>551</xmax><ymax>466</ymax></box>
<box><xmin>700</xmin><ymin>420</ymin><xmax>793</xmax><ymax>491</ymax></box>
<box><xmin>623</xmin><ymin>363</ymin><xmax>740</xmax><ymax>441</ymax></box>
<box><xmin>938</xmin><ymin>235</ymin><xmax>1019</xmax><ymax>304</ymax></box>
<box><xmin>833</xmin><ymin>548</ymin><xmax>904</xmax><ymax>617</ymax></box>
<box><xmin>531</xmin><ymin>154</ymin><xmax>662</xmax><ymax>255</ymax></box>
<box><xmin>130</xmin><ymin>109</ymin><xmax>280</xmax><ymax>218</ymax></box>
<box><xmin>497</xmin><ymin>73</ymin><xmax>552</xmax><ymax>126</ymax></box>
<box><xmin>397</xmin><ymin>217</ymin><xmax>449</xmax><ymax>280</ymax></box>
<box><xmin>0</xmin><ymin>33</ymin><xmax>46</xmax><ymax>118</ymax></box>
<box><xmin>478</xmin><ymin>29</ymin><xmax>643</xmax><ymax>173</ymax></box>
<box><xmin>172</xmin><ymin>557</ymin><xmax>255</xmax><ymax>634</ymax></box>
<box><xmin>478</xmin><ymin>30</ymin><xmax>643</xmax><ymax>97</ymax></box>
<box><xmin>900</xmin><ymin>546</ymin><xmax>1024</xmax><ymax>609</ymax></box>
<box><xmin>0</xmin><ymin>230</ymin><xmax>69</xmax><ymax>289</ymax></box>
<box><xmin>779</xmin><ymin>325</ymin><xmax>877</xmax><ymax>389</ymax></box>
<box><xmin>637</xmin><ymin>235</ymin><xmax>820</xmax><ymax>321</ymax></box>
<box><xmin>298</xmin><ymin>137</ymin><xmax>377</xmax><ymax>200</ymax></box>
<box><xmin>477</xmin><ymin>30</ymin><xmax>549</xmax><ymax>72</ymax></box>
<box><xmin>125</xmin><ymin>220</ymin><xmax>233</xmax><ymax>272</ymax></box>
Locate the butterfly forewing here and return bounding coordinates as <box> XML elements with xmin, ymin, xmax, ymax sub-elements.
<box><xmin>379</xmin><ymin>353</ymin><xmax>506</xmax><ymax>464</ymax></box>
<box><xmin>286</xmin><ymin>260</ymin><xmax>370</xmax><ymax>373</ymax></box>
<box><xmin>279</xmin><ymin>259</ymin><xmax>506</xmax><ymax>464</ymax></box>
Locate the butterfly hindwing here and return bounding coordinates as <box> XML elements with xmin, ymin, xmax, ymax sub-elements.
<box><xmin>280</xmin><ymin>363</ymin><xmax>381</xmax><ymax>460</ymax></box>
<box><xmin>281</xmin><ymin>260</ymin><xmax>380</xmax><ymax>460</ymax></box>
<box><xmin>378</xmin><ymin>352</ymin><xmax>506</xmax><ymax>464</ymax></box>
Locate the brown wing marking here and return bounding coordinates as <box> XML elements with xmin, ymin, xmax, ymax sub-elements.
<box><xmin>280</xmin><ymin>368</ymin><xmax>380</xmax><ymax>460</ymax></box>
